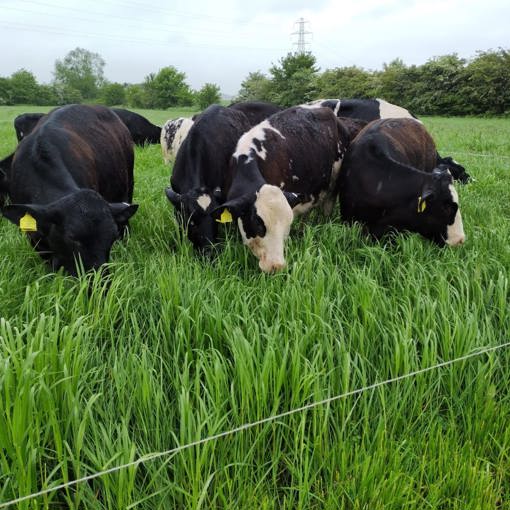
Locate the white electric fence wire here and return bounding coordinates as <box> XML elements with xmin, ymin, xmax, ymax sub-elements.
<box><xmin>1</xmin><ymin>340</ymin><xmax>509</xmax><ymax>509</ymax></box>
<box><xmin>440</xmin><ymin>150</ymin><xmax>510</xmax><ymax>160</ymax></box>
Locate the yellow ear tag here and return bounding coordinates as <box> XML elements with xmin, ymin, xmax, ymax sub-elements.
<box><xmin>19</xmin><ymin>213</ymin><xmax>37</xmax><ymax>232</ymax></box>
<box><xmin>417</xmin><ymin>196</ymin><xmax>427</xmax><ymax>213</ymax></box>
<box><xmin>216</xmin><ymin>208</ymin><xmax>233</xmax><ymax>223</ymax></box>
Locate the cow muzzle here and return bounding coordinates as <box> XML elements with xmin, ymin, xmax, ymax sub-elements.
<box><xmin>258</xmin><ymin>257</ymin><xmax>286</xmax><ymax>273</ymax></box>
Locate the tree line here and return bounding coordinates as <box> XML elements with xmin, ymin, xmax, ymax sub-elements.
<box><xmin>1</xmin><ymin>46</ymin><xmax>509</xmax><ymax>116</ymax></box>
<box><xmin>238</xmin><ymin>49</ymin><xmax>510</xmax><ymax>116</ymax></box>
<box><xmin>0</xmin><ymin>48</ymin><xmax>221</xmax><ymax>110</ymax></box>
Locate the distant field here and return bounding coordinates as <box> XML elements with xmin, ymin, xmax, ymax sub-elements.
<box><xmin>0</xmin><ymin>106</ymin><xmax>509</xmax><ymax>509</ymax></box>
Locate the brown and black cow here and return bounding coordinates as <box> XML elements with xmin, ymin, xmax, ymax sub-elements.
<box><xmin>304</xmin><ymin>98</ymin><xmax>470</xmax><ymax>183</ymax></box>
<box><xmin>338</xmin><ymin>117</ymin><xmax>465</xmax><ymax>246</ymax></box>
<box><xmin>1</xmin><ymin>104</ymin><xmax>138</xmax><ymax>275</ymax></box>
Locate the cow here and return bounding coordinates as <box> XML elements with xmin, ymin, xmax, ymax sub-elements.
<box><xmin>14</xmin><ymin>112</ymin><xmax>46</xmax><ymax>141</ymax></box>
<box><xmin>160</xmin><ymin>117</ymin><xmax>194</xmax><ymax>164</ymax></box>
<box><xmin>111</xmin><ymin>108</ymin><xmax>161</xmax><ymax>146</ymax></box>
<box><xmin>228</xmin><ymin>101</ymin><xmax>283</xmax><ymax>127</ymax></box>
<box><xmin>304</xmin><ymin>98</ymin><xmax>470</xmax><ymax>184</ymax></box>
<box><xmin>214</xmin><ymin>106</ymin><xmax>361</xmax><ymax>273</ymax></box>
<box><xmin>338</xmin><ymin>117</ymin><xmax>465</xmax><ymax>247</ymax></box>
<box><xmin>165</xmin><ymin>104</ymin><xmax>252</xmax><ymax>251</ymax></box>
<box><xmin>1</xmin><ymin>104</ymin><xmax>138</xmax><ymax>275</ymax></box>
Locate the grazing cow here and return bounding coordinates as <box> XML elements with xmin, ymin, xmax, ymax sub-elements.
<box><xmin>2</xmin><ymin>104</ymin><xmax>138</xmax><ymax>275</ymax></box>
<box><xmin>0</xmin><ymin>153</ymin><xmax>12</xmax><ymax>206</ymax></box>
<box><xmin>160</xmin><ymin>117</ymin><xmax>194</xmax><ymax>164</ymax></box>
<box><xmin>165</xmin><ymin>104</ymin><xmax>252</xmax><ymax>251</ymax></box>
<box><xmin>338</xmin><ymin>118</ymin><xmax>465</xmax><ymax>246</ymax></box>
<box><xmin>111</xmin><ymin>108</ymin><xmax>161</xmax><ymax>146</ymax></box>
<box><xmin>215</xmin><ymin>107</ymin><xmax>359</xmax><ymax>273</ymax></box>
<box><xmin>305</xmin><ymin>98</ymin><xmax>470</xmax><ymax>184</ymax></box>
<box><xmin>14</xmin><ymin>112</ymin><xmax>46</xmax><ymax>141</ymax></box>
<box><xmin>228</xmin><ymin>101</ymin><xmax>283</xmax><ymax>127</ymax></box>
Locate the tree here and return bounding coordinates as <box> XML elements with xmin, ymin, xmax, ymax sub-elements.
<box><xmin>10</xmin><ymin>69</ymin><xmax>39</xmax><ymax>104</ymax></box>
<box><xmin>100</xmin><ymin>82</ymin><xmax>126</xmax><ymax>106</ymax></box>
<box><xmin>464</xmin><ymin>49</ymin><xmax>510</xmax><ymax>115</ymax></box>
<box><xmin>125</xmin><ymin>84</ymin><xmax>146</xmax><ymax>108</ymax></box>
<box><xmin>236</xmin><ymin>71</ymin><xmax>272</xmax><ymax>102</ymax></box>
<box><xmin>54</xmin><ymin>47</ymin><xmax>105</xmax><ymax>101</ymax></box>
<box><xmin>315</xmin><ymin>66</ymin><xmax>377</xmax><ymax>99</ymax></box>
<box><xmin>196</xmin><ymin>83</ymin><xmax>221</xmax><ymax>109</ymax></box>
<box><xmin>269</xmin><ymin>52</ymin><xmax>319</xmax><ymax>106</ymax></box>
<box><xmin>143</xmin><ymin>66</ymin><xmax>194</xmax><ymax>108</ymax></box>
<box><xmin>0</xmin><ymin>77</ymin><xmax>13</xmax><ymax>105</ymax></box>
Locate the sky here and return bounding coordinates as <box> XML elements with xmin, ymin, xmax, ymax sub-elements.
<box><xmin>1</xmin><ymin>0</ymin><xmax>509</xmax><ymax>97</ymax></box>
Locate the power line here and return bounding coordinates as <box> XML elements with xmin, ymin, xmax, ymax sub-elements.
<box><xmin>1</xmin><ymin>340</ymin><xmax>508</xmax><ymax>509</ymax></box>
<box><xmin>0</xmin><ymin>21</ymin><xmax>285</xmax><ymax>53</ymax></box>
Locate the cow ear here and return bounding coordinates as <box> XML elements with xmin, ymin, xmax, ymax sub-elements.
<box><xmin>421</xmin><ymin>188</ymin><xmax>435</xmax><ymax>202</ymax></box>
<box><xmin>2</xmin><ymin>203</ymin><xmax>57</xmax><ymax>231</ymax></box>
<box><xmin>212</xmin><ymin>187</ymin><xmax>223</xmax><ymax>200</ymax></box>
<box><xmin>109</xmin><ymin>202</ymin><xmax>139</xmax><ymax>224</ymax></box>
<box><xmin>283</xmin><ymin>191</ymin><xmax>306</xmax><ymax>208</ymax></box>
<box><xmin>211</xmin><ymin>194</ymin><xmax>251</xmax><ymax>219</ymax></box>
<box><xmin>165</xmin><ymin>187</ymin><xmax>182</xmax><ymax>207</ymax></box>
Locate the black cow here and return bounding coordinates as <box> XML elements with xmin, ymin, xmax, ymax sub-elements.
<box><xmin>215</xmin><ymin>107</ymin><xmax>361</xmax><ymax>273</ymax></box>
<box><xmin>305</xmin><ymin>98</ymin><xmax>470</xmax><ymax>183</ymax></box>
<box><xmin>2</xmin><ymin>104</ymin><xmax>138</xmax><ymax>275</ymax></box>
<box><xmin>111</xmin><ymin>108</ymin><xmax>161</xmax><ymax>146</ymax></box>
<box><xmin>0</xmin><ymin>153</ymin><xmax>12</xmax><ymax>206</ymax></box>
<box><xmin>14</xmin><ymin>112</ymin><xmax>46</xmax><ymax>141</ymax></box>
<box><xmin>338</xmin><ymin>118</ymin><xmax>465</xmax><ymax>246</ymax></box>
<box><xmin>228</xmin><ymin>101</ymin><xmax>283</xmax><ymax>127</ymax></box>
<box><xmin>165</xmin><ymin>104</ymin><xmax>252</xmax><ymax>251</ymax></box>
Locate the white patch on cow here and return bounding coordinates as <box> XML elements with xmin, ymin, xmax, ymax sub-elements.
<box><xmin>20</xmin><ymin>130</ymin><xmax>24</xmax><ymax>137</ymax></box>
<box><xmin>376</xmin><ymin>181</ymin><xmax>383</xmax><ymax>193</ymax></box>
<box><xmin>279</xmin><ymin>181</ymin><xmax>285</xmax><ymax>189</ymax></box>
<box><xmin>238</xmin><ymin>184</ymin><xmax>293</xmax><ymax>273</ymax></box>
<box><xmin>292</xmin><ymin>175</ymin><xmax>299</xmax><ymax>182</ymax></box>
<box><xmin>377</xmin><ymin>99</ymin><xmax>421</xmax><ymax>122</ymax></box>
<box><xmin>333</xmin><ymin>100</ymin><xmax>341</xmax><ymax>116</ymax></box>
<box><xmin>196</xmin><ymin>194</ymin><xmax>211</xmax><ymax>211</ymax></box>
<box><xmin>160</xmin><ymin>117</ymin><xmax>194</xmax><ymax>163</ymax></box>
<box><xmin>233</xmin><ymin>120</ymin><xmax>285</xmax><ymax>162</ymax></box>
<box><xmin>300</xmin><ymin>99</ymin><xmax>324</xmax><ymax>109</ymax></box>
<box><xmin>445</xmin><ymin>184</ymin><xmax>465</xmax><ymax>246</ymax></box>
<box><xmin>292</xmin><ymin>200</ymin><xmax>315</xmax><ymax>217</ymax></box>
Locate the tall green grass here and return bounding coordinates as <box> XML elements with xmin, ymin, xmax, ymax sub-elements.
<box><xmin>0</xmin><ymin>106</ymin><xmax>509</xmax><ymax>509</ymax></box>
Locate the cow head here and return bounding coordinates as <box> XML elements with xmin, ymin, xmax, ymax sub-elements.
<box><xmin>437</xmin><ymin>157</ymin><xmax>471</xmax><ymax>184</ymax></box>
<box><xmin>165</xmin><ymin>185</ymin><xmax>222</xmax><ymax>251</ymax></box>
<box><xmin>214</xmin><ymin>184</ymin><xmax>302</xmax><ymax>273</ymax></box>
<box><xmin>414</xmin><ymin>169</ymin><xmax>465</xmax><ymax>246</ymax></box>
<box><xmin>2</xmin><ymin>189</ymin><xmax>138</xmax><ymax>275</ymax></box>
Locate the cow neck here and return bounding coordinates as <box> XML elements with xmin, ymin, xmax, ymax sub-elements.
<box><xmin>377</xmin><ymin>154</ymin><xmax>432</xmax><ymax>203</ymax></box>
<box><xmin>12</xmin><ymin>146</ymin><xmax>80</xmax><ymax>205</ymax></box>
<box><xmin>228</xmin><ymin>157</ymin><xmax>266</xmax><ymax>199</ymax></box>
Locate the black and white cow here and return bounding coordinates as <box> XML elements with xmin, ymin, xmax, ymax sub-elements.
<box><xmin>0</xmin><ymin>153</ymin><xmax>12</xmax><ymax>206</ymax></box>
<box><xmin>2</xmin><ymin>104</ymin><xmax>138</xmax><ymax>275</ymax></box>
<box><xmin>165</xmin><ymin>104</ymin><xmax>252</xmax><ymax>251</ymax></box>
<box><xmin>111</xmin><ymin>108</ymin><xmax>161</xmax><ymax>146</ymax></box>
<box><xmin>160</xmin><ymin>117</ymin><xmax>194</xmax><ymax>164</ymax></box>
<box><xmin>228</xmin><ymin>101</ymin><xmax>283</xmax><ymax>127</ymax></box>
<box><xmin>338</xmin><ymin>117</ymin><xmax>465</xmax><ymax>246</ymax></box>
<box><xmin>215</xmin><ymin>106</ymin><xmax>360</xmax><ymax>273</ymax></box>
<box><xmin>305</xmin><ymin>98</ymin><xmax>470</xmax><ymax>183</ymax></box>
<box><xmin>14</xmin><ymin>112</ymin><xmax>46</xmax><ymax>141</ymax></box>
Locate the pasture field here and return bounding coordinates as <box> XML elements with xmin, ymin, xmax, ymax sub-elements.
<box><xmin>0</xmin><ymin>105</ymin><xmax>509</xmax><ymax>509</ymax></box>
